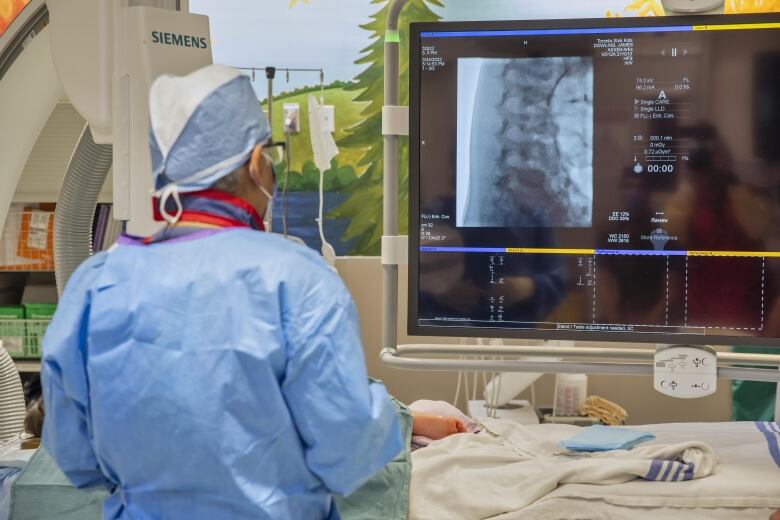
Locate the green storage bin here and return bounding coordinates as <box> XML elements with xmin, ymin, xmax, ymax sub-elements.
<box><xmin>0</xmin><ymin>306</ymin><xmax>25</xmax><ymax>358</ymax></box>
<box><xmin>24</xmin><ymin>303</ymin><xmax>57</xmax><ymax>359</ymax></box>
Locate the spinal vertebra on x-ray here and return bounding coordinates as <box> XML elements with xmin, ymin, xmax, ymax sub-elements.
<box><xmin>457</xmin><ymin>57</ymin><xmax>594</xmax><ymax>228</ymax></box>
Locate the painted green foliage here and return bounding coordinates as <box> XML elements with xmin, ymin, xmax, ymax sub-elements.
<box><xmin>283</xmin><ymin>159</ymin><xmax>358</xmax><ymax>192</ymax></box>
<box><xmin>332</xmin><ymin>0</ymin><xmax>443</xmax><ymax>255</ymax></box>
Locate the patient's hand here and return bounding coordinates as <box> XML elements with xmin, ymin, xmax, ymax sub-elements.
<box><xmin>412</xmin><ymin>412</ymin><xmax>467</xmax><ymax>441</ymax></box>
<box><xmin>770</xmin><ymin>510</ymin><xmax>780</xmax><ymax>520</ymax></box>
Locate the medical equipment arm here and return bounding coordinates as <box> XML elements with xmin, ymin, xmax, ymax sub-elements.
<box><xmin>281</xmin><ymin>273</ymin><xmax>403</xmax><ymax>496</ymax></box>
<box><xmin>40</xmin><ymin>258</ymin><xmax>112</xmax><ymax>491</ymax></box>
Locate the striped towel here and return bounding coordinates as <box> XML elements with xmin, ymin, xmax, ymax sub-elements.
<box><xmin>642</xmin><ymin>449</ymin><xmax>712</xmax><ymax>482</ymax></box>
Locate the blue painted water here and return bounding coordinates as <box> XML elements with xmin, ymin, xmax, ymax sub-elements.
<box><xmin>271</xmin><ymin>191</ymin><xmax>355</xmax><ymax>256</ymax></box>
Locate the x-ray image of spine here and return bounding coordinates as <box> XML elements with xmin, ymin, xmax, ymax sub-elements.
<box><xmin>456</xmin><ymin>57</ymin><xmax>594</xmax><ymax>228</ymax></box>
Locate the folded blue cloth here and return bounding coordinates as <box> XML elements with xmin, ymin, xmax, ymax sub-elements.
<box><xmin>560</xmin><ymin>425</ymin><xmax>656</xmax><ymax>452</ymax></box>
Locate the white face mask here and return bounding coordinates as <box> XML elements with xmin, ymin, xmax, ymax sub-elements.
<box><xmin>260</xmin><ymin>185</ymin><xmax>274</xmax><ymax>231</ymax></box>
<box><xmin>158</xmin><ymin>184</ymin><xmax>183</xmax><ymax>225</ymax></box>
<box><xmin>256</xmin><ymin>152</ymin><xmax>276</xmax><ymax>231</ymax></box>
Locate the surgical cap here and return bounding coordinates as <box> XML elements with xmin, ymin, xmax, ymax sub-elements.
<box><xmin>149</xmin><ymin>64</ymin><xmax>272</xmax><ymax>194</ymax></box>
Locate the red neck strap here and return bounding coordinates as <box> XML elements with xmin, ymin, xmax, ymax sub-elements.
<box><xmin>151</xmin><ymin>189</ymin><xmax>265</xmax><ymax>231</ymax></box>
<box><xmin>177</xmin><ymin>211</ymin><xmax>254</xmax><ymax>228</ymax></box>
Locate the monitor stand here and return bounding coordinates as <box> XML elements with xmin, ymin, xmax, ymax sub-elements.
<box><xmin>776</xmin><ymin>369</ymin><xmax>780</xmax><ymax>423</ymax></box>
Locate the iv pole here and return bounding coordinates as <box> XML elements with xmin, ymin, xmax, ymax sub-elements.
<box><xmin>266</xmin><ymin>66</ymin><xmax>275</xmax><ymax>140</ymax></box>
<box><xmin>232</xmin><ymin>65</ymin><xmax>335</xmax><ymax>256</ymax></box>
<box><xmin>231</xmin><ymin>66</ymin><xmax>324</xmax><ymax>142</ymax></box>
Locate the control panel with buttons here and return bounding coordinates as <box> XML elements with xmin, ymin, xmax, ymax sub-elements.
<box><xmin>654</xmin><ymin>345</ymin><xmax>717</xmax><ymax>399</ymax></box>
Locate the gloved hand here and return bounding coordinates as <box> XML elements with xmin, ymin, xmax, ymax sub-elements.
<box><xmin>411</xmin><ymin>412</ymin><xmax>467</xmax><ymax>441</ymax></box>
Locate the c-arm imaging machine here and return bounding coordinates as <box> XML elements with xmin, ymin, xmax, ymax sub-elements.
<box><xmin>43</xmin><ymin>0</ymin><xmax>213</xmax><ymax>293</ymax></box>
<box><xmin>0</xmin><ymin>0</ymin><xmax>212</xmax><ymax>295</ymax></box>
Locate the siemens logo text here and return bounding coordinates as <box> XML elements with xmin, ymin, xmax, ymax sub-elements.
<box><xmin>151</xmin><ymin>31</ymin><xmax>208</xmax><ymax>49</ymax></box>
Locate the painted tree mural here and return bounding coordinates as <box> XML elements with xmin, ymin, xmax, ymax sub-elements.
<box><xmin>333</xmin><ymin>0</ymin><xmax>443</xmax><ymax>255</ymax></box>
<box><xmin>272</xmin><ymin>0</ymin><xmax>777</xmax><ymax>255</ymax></box>
<box><xmin>607</xmin><ymin>0</ymin><xmax>665</xmax><ymax>16</ymax></box>
<box><xmin>725</xmin><ymin>0</ymin><xmax>780</xmax><ymax>12</ymax></box>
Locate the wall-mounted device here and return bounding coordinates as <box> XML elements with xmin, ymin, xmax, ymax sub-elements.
<box><xmin>321</xmin><ymin>104</ymin><xmax>335</xmax><ymax>133</ymax></box>
<box><xmin>283</xmin><ymin>103</ymin><xmax>300</xmax><ymax>134</ymax></box>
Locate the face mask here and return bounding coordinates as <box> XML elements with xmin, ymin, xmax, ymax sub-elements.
<box><xmin>257</xmin><ymin>152</ymin><xmax>278</xmax><ymax>231</ymax></box>
<box><xmin>260</xmin><ymin>185</ymin><xmax>275</xmax><ymax>231</ymax></box>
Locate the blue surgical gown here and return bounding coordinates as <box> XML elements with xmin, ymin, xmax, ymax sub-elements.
<box><xmin>41</xmin><ymin>229</ymin><xmax>403</xmax><ymax>520</ymax></box>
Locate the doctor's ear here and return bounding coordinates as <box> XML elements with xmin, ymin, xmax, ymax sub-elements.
<box><xmin>248</xmin><ymin>144</ymin><xmax>265</xmax><ymax>188</ymax></box>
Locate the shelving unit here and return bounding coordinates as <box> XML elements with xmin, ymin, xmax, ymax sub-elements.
<box><xmin>13</xmin><ymin>359</ymin><xmax>41</xmax><ymax>373</ymax></box>
<box><xmin>0</xmin><ymin>208</ymin><xmax>54</xmax><ymax>272</ymax></box>
<box><xmin>0</xmin><ymin>317</ymin><xmax>52</xmax><ymax>356</ymax></box>
<box><xmin>0</xmin><ymin>206</ymin><xmax>57</xmax><ymax>373</ymax></box>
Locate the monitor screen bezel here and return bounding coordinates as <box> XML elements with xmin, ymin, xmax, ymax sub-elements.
<box><xmin>408</xmin><ymin>13</ymin><xmax>780</xmax><ymax>346</ymax></box>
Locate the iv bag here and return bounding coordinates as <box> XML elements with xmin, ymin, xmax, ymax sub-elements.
<box><xmin>308</xmin><ymin>95</ymin><xmax>338</xmax><ymax>173</ymax></box>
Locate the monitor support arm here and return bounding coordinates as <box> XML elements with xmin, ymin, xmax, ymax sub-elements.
<box><xmin>378</xmin><ymin>2</ymin><xmax>780</xmax><ymax>419</ymax></box>
<box><xmin>381</xmin><ymin>0</ymin><xmax>409</xmax><ymax>363</ymax></box>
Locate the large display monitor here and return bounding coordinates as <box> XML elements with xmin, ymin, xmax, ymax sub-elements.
<box><xmin>409</xmin><ymin>14</ymin><xmax>780</xmax><ymax>346</ymax></box>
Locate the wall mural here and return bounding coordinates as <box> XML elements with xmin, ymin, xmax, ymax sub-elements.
<box><xmin>193</xmin><ymin>0</ymin><xmax>779</xmax><ymax>256</ymax></box>
<box><xmin>0</xmin><ymin>0</ymin><xmax>30</xmax><ymax>38</ymax></box>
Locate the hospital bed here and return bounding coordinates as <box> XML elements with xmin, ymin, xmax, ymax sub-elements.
<box><xmin>408</xmin><ymin>419</ymin><xmax>780</xmax><ymax>520</ymax></box>
<box><xmin>2</xmin><ymin>417</ymin><xmax>778</xmax><ymax>520</ymax></box>
<box><xmin>0</xmin><ymin>445</ymin><xmax>104</xmax><ymax>520</ymax></box>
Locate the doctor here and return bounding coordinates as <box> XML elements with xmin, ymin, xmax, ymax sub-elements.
<box><xmin>41</xmin><ymin>64</ymin><xmax>402</xmax><ymax>520</ymax></box>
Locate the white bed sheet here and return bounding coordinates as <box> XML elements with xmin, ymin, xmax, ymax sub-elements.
<box><xmin>410</xmin><ymin>420</ymin><xmax>780</xmax><ymax>520</ymax></box>
<box><xmin>509</xmin><ymin>500</ymin><xmax>778</xmax><ymax>520</ymax></box>
<box><xmin>526</xmin><ymin>422</ymin><xmax>780</xmax><ymax>517</ymax></box>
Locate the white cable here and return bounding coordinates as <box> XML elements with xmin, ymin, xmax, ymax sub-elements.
<box><xmin>488</xmin><ymin>339</ymin><xmax>503</xmax><ymax>418</ymax></box>
<box><xmin>313</xmin><ymin>89</ymin><xmax>336</xmax><ymax>266</ymax></box>
<box><xmin>316</xmin><ymin>158</ymin><xmax>336</xmax><ymax>265</ymax></box>
<box><xmin>282</xmin><ymin>133</ymin><xmax>291</xmax><ymax>237</ymax></box>
<box><xmin>483</xmin><ymin>364</ymin><xmax>496</xmax><ymax>419</ymax></box>
<box><xmin>453</xmin><ymin>368</ymin><xmax>463</xmax><ymax>408</ymax></box>
<box><xmin>494</xmin><ymin>361</ymin><xmax>503</xmax><ymax>419</ymax></box>
<box><xmin>453</xmin><ymin>339</ymin><xmax>468</xmax><ymax>408</ymax></box>
<box><xmin>481</xmin><ymin>364</ymin><xmax>489</xmax><ymax>417</ymax></box>
<box><xmin>530</xmin><ymin>383</ymin><xmax>536</xmax><ymax>409</ymax></box>
<box><xmin>317</xmin><ymin>158</ymin><xmax>326</xmax><ymax>243</ymax></box>
<box><xmin>472</xmin><ymin>340</ymin><xmax>483</xmax><ymax>402</ymax></box>
<box><xmin>472</xmin><ymin>366</ymin><xmax>479</xmax><ymax>402</ymax></box>
<box><xmin>552</xmin><ymin>374</ymin><xmax>560</xmax><ymax>424</ymax></box>
<box><xmin>464</xmin><ymin>356</ymin><xmax>471</xmax><ymax>409</ymax></box>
